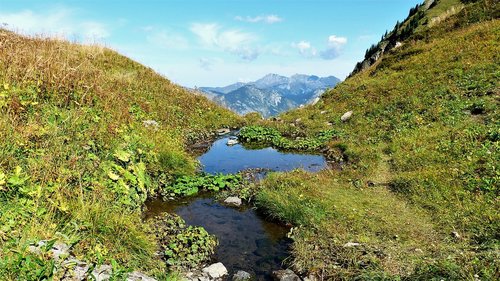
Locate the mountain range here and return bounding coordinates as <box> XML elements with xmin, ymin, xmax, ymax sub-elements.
<box><xmin>198</xmin><ymin>74</ymin><xmax>340</xmax><ymax>117</ymax></box>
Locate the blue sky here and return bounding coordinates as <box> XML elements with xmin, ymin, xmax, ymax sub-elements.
<box><xmin>0</xmin><ymin>0</ymin><xmax>422</xmax><ymax>87</ymax></box>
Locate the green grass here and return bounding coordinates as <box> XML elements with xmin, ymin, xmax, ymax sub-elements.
<box><xmin>252</xmin><ymin>1</ymin><xmax>500</xmax><ymax>279</ymax></box>
<box><xmin>0</xmin><ymin>29</ymin><xmax>242</xmax><ymax>279</ymax></box>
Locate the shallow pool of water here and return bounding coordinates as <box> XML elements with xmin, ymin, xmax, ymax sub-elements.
<box><xmin>146</xmin><ymin>195</ymin><xmax>290</xmax><ymax>280</ymax></box>
<box><xmin>146</xmin><ymin>135</ymin><xmax>327</xmax><ymax>279</ymax></box>
<box><xmin>198</xmin><ymin>136</ymin><xmax>327</xmax><ymax>174</ymax></box>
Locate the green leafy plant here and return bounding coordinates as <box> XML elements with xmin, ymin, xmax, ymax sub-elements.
<box><xmin>239</xmin><ymin>125</ymin><xmax>342</xmax><ymax>151</ymax></box>
<box><xmin>151</xmin><ymin>213</ymin><xmax>217</xmax><ymax>269</ymax></box>
<box><xmin>161</xmin><ymin>173</ymin><xmax>242</xmax><ymax>198</ymax></box>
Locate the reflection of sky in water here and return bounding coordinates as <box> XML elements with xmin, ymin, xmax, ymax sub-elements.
<box><xmin>146</xmin><ymin>137</ymin><xmax>326</xmax><ymax>280</ymax></box>
<box><xmin>198</xmin><ymin>137</ymin><xmax>327</xmax><ymax>174</ymax></box>
<box><xmin>146</xmin><ymin>195</ymin><xmax>290</xmax><ymax>280</ymax></box>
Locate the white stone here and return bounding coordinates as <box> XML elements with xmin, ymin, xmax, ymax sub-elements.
<box><xmin>343</xmin><ymin>242</ymin><xmax>361</xmax><ymax>248</ymax></box>
<box><xmin>227</xmin><ymin>139</ymin><xmax>239</xmax><ymax>146</ymax></box>
<box><xmin>202</xmin><ymin>262</ymin><xmax>228</xmax><ymax>278</ymax></box>
<box><xmin>341</xmin><ymin>111</ymin><xmax>353</xmax><ymax>122</ymax></box>
<box><xmin>224</xmin><ymin>196</ymin><xmax>242</xmax><ymax>207</ymax></box>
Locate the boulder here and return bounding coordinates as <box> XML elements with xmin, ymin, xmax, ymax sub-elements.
<box><xmin>233</xmin><ymin>270</ymin><xmax>252</xmax><ymax>281</ymax></box>
<box><xmin>202</xmin><ymin>262</ymin><xmax>228</xmax><ymax>279</ymax></box>
<box><xmin>224</xmin><ymin>196</ymin><xmax>242</xmax><ymax>207</ymax></box>
<box><xmin>340</xmin><ymin>111</ymin><xmax>353</xmax><ymax>122</ymax></box>
<box><xmin>272</xmin><ymin>269</ymin><xmax>300</xmax><ymax>281</ymax></box>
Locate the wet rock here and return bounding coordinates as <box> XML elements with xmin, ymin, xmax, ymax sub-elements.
<box><xmin>224</xmin><ymin>196</ymin><xmax>242</xmax><ymax>207</ymax></box>
<box><xmin>272</xmin><ymin>269</ymin><xmax>300</xmax><ymax>281</ymax></box>
<box><xmin>227</xmin><ymin>138</ymin><xmax>239</xmax><ymax>146</ymax></box>
<box><xmin>143</xmin><ymin>120</ymin><xmax>159</xmax><ymax>130</ymax></box>
<box><xmin>233</xmin><ymin>270</ymin><xmax>252</xmax><ymax>281</ymax></box>
<box><xmin>343</xmin><ymin>242</ymin><xmax>361</xmax><ymax>248</ymax></box>
<box><xmin>202</xmin><ymin>262</ymin><xmax>228</xmax><ymax>278</ymax></box>
<box><xmin>217</xmin><ymin>128</ymin><xmax>231</xmax><ymax>135</ymax></box>
<box><xmin>341</xmin><ymin>111</ymin><xmax>353</xmax><ymax>122</ymax></box>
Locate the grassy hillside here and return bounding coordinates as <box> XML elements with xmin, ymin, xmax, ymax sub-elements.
<box><xmin>0</xmin><ymin>29</ymin><xmax>242</xmax><ymax>279</ymax></box>
<box><xmin>252</xmin><ymin>0</ymin><xmax>499</xmax><ymax>279</ymax></box>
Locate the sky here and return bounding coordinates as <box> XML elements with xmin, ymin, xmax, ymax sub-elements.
<box><xmin>0</xmin><ymin>0</ymin><xmax>422</xmax><ymax>87</ymax></box>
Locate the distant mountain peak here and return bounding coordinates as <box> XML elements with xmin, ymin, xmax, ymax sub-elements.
<box><xmin>198</xmin><ymin>73</ymin><xmax>341</xmax><ymax>117</ymax></box>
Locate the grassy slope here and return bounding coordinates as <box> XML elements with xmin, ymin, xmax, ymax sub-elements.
<box><xmin>255</xmin><ymin>0</ymin><xmax>499</xmax><ymax>279</ymax></box>
<box><xmin>0</xmin><ymin>30</ymin><xmax>242</xmax><ymax>279</ymax></box>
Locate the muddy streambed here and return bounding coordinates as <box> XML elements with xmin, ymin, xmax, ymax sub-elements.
<box><xmin>146</xmin><ymin>136</ymin><xmax>327</xmax><ymax>279</ymax></box>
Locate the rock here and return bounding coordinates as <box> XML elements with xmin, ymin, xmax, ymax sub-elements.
<box><xmin>28</xmin><ymin>241</ymin><xmax>70</xmax><ymax>262</ymax></box>
<box><xmin>395</xmin><ymin>42</ymin><xmax>403</xmax><ymax>48</ymax></box>
<box><xmin>320</xmin><ymin>110</ymin><xmax>328</xmax><ymax>114</ymax></box>
<box><xmin>128</xmin><ymin>271</ymin><xmax>158</xmax><ymax>281</ymax></box>
<box><xmin>91</xmin><ymin>264</ymin><xmax>112</xmax><ymax>281</ymax></box>
<box><xmin>303</xmin><ymin>274</ymin><xmax>318</xmax><ymax>281</ymax></box>
<box><xmin>272</xmin><ymin>269</ymin><xmax>300</xmax><ymax>281</ymax></box>
<box><xmin>343</xmin><ymin>242</ymin><xmax>361</xmax><ymax>248</ymax></box>
<box><xmin>340</xmin><ymin>111</ymin><xmax>353</xmax><ymax>122</ymax></box>
<box><xmin>414</xmin><ymin>248</ymin><xmax>424</xmax><ymax>254</ymax></box>
<box><xmin>451</xmin><ymin>231</ymin><xmax>461</xmax><ymax>239</ymax></box>
<box><xmin>224</xmin><ymin>196</ymin><xmax>242</xmax><ymax>207</ymax></box>
<box><xmin>52</xmin><ymin>242</ymin><xmax>70</xmax><ymax>262</ymax></box>
<box><xmin>311</xmin><ymin>97</ymin><xmax>321</xmax><ymax>105</ymax></box>
<box><xmin>233</xmin><ymin>270</ymin><xmax>252</xmax><ymax>281</ymax></box>
<box><xmin>202</xmin><ymin>262</ymin><xmax>228</xmax><ymax>279</ymax></box>
<box><xmin>61</xmin><ymin>258</ymin><xmax>90</xmax><ymax>280</ymax></box>
<box><xmin>227</xmin><ymin>138</ymin><xmax>239</xmax><ymax>146</ymax></box>
<box><xmin>326</xmin><ymin>122</ymin><xmax>333</xmax><ymax>126</ymax></box>
<box><xmin>295</xmin><ymin>118</ymin><xmax>302</xmax><ymax>123</ymax></box>
<box><xmin>217</xmin><ymin>128</ymin><xmax>231</xmax><ymax>135</ymax></box>
<box><xmin>143</xmin><ymin>120</ymin><xmax>159</xmax><ymax>130</ymax></box>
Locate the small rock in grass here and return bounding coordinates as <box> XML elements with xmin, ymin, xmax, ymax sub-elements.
<box><xmin>202</xmin><ymin>262</ymin><xmax>228</xmax><ymax>278</ymax></box>
<box><xmin>341</xmin><ymin>111</ymin><xmax>353</xmax><ymax>122</ymax></box>
<box><xmin>451</xmin><ymin>231</ymin><xmax>461</xmax><ymax>239</ymax></box>
<box><xmin>143</xmin><ymin>120</ymin><xmax>159</xmax><ymax>129</ymax></box>
<box><xmin>224</xmin><ymin>196</ymin><xmax>242</xmax><ymax>207</ymax></box>
<box><xmin>343</xmin><ymin>242</ymin><xmax>361</xmax><ymax>248</ymax></box>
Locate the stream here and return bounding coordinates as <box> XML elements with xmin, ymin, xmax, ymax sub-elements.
<box><xmin>146</xmin><ymin>135</ymin><xmax>327</xmax><ymax>280</ymax></box>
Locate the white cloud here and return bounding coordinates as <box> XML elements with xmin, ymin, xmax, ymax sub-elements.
<box><xmin>147</xmin><ymin>30</ymin><xmax>189</xmax><ymax>49</ymax></box>
<box><xmin>0</xmin><ymin>8</ymin><xmax>110</xmax><ymax>41</ymax></box>
<box><xmin>234</xmin><ymin>14</ymin><xmax>283</xmax><ymax>24</ymax></box>
<box><xmin>292</xmin><ymin>40</ymin><xmax>317</xmax><ymax>57</ymax></box>
<box><xmin>320</xmin><ymin>35</ymin><xmax>347</xmax><ymax>60</ymax></box>
<box><xmin>190</xmin><ymin>23</ymin><xmax>259</xmax><ymax>61</ymax></box>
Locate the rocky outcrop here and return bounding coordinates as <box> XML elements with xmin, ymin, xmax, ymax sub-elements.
<box><xmin>28</xmin><ymin>240</ymin><xmax>156</xmax><ymax>281</ymax></box>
